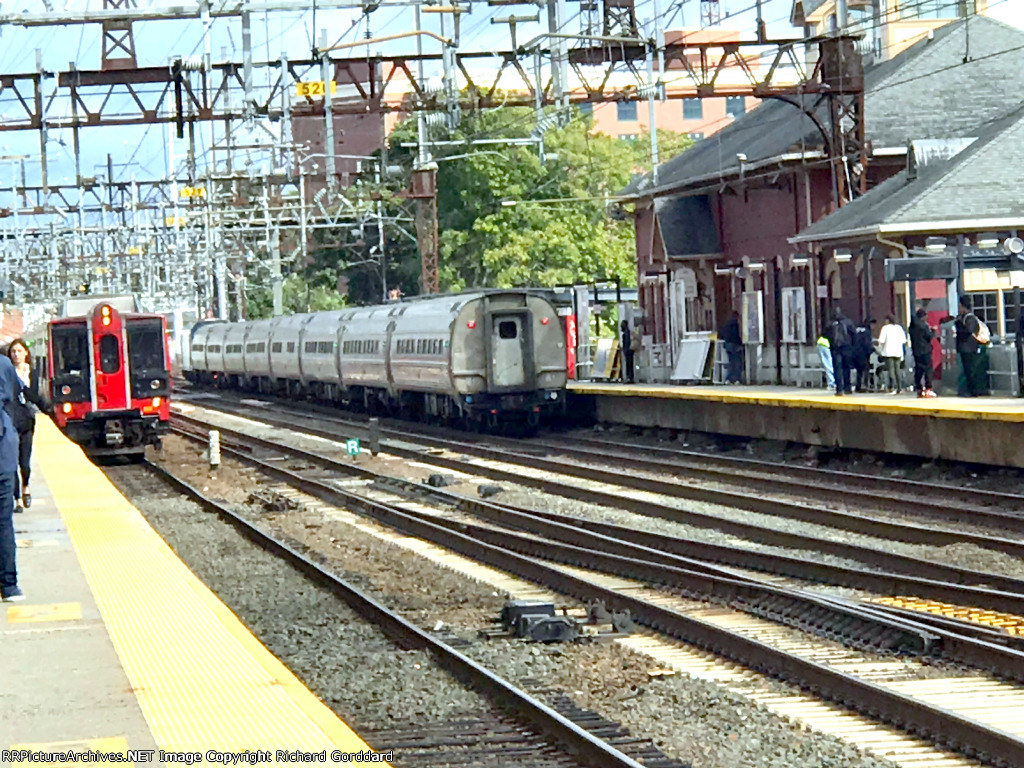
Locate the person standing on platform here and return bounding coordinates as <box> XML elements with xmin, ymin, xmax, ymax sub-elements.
<box><xmin>829</xmin><ymin>307</ymin><xmax>855</xmax><ymax>396</ymax></box>
<box><xmin>852</xmin><ymin>319</ymin><xmax>874</xmax><ymax>392</ymax></box>
<box><xmin>6</xmin><ymin>340</ymin><xmax>41</xmax><ymax>510</ymax></box>
<box><xmin>954</xmin><ymin>298</ymin><xmax>989</xmax><ymax>397</ymax></box>
<box><xmin>0</xmin><ymin>353</ymin><xmax>25</xmax><ymax>601</ymax></box>
<box><xmin>816</xmin><ymin>331</ymin><xmax>835</xmax><ymax>390</ymax></box>
<box><xmin>877</xmin><ymin>317</ymin><xmax>908</xmax><ymax>394</ymax></box>
<box><xmin>909</xmin><ymin>309</ymin><xmax>937</xmax><ymax>398</ymax></box>
<box><xmin>619</xmin><ymin>321</ymin><xmax>635</xmax><ymax>384</ymax></box>
<box><xmin>720</xmin><ymin>311</ymin><xmax>744</xmax><ymax>384</ymax></box>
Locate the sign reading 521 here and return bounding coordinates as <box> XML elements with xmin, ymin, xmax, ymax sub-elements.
<box><xmin>296</xmin><ymin>80</ymin><xmax>337</xmax><ymax>97</ymax></box>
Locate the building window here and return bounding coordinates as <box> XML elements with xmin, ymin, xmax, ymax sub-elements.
<box><xmin>903</xmin><ymin>0</ymin><xmax>972</xmax><ymax>18</ymax></box>
<box><xmin>725</xmin><ymin>96</ymin><xmax>746</xmax><ymax>118</ymax></box>
<box><xmin>617</xmin><ymin>133</ymin><xmax>639</xmax><ymax>142</ymax></box>
<box><xmin>578</xmin><ymin>102</ymin><xmax>593</xmax><ymax>117</ymax></box>
<box><xmin>970</xmin><ymin>291</ymin><xmax>999</xmax><ymax>332</ymax></box>
<box><xmin>617</xmin><ymin>101</ymin><xmax>638</xmax><ymax>121</ymax></box>
<box><xmin>1003</xmin><ymin>291</ymin><xmax>1023</xmax><ymax>337</ymax></box>
<box><xmin>688</xmin><ymin>132</ymin><xmax>705</xmax><ymax>141</ymax></box>
<box><xmin>683</xmin><ymin>98</ymin><xmax>703</xmax><ymax>120</ymax></box>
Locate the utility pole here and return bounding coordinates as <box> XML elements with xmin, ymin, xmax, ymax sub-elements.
<box><xmin>412</xmin><ymin>3</ymin><xmax>439</xmax><ymax>294</ymax></box>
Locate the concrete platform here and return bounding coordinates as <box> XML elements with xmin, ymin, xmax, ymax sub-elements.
<box><xmin>2</xmin><ymin>419</ymin><xmax>387</xmax><ymax>766</ymax></box>
<box><xmin>568</xmin><ymin>382</ymin><xmax>1024</xmax><ymax>467</ymax></box>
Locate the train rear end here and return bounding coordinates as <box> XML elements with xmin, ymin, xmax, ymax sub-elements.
<box><xmin>49</xmin><ymin>302</ymin><xmax>171</xmax><ymax>457</ymax></box>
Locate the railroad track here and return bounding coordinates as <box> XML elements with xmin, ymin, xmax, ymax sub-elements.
<box><xmin>177</xmin><ymin>388</ymin><xmax>1024</xmax><ymax>537</ymax></box>
<box><xmin>172</xmin><ymin>402</ymin><xmax>1024</xmax><ymax>604</ymax></box>
<box><xmin>124</xmin><ymin>460</ymin><xmax>679</xmax><ymax>768</ymax></box>
<box><xmin>167</xmin><ymin>409</ymin><xmax>1024</xmax><ymax>767</ymax></box>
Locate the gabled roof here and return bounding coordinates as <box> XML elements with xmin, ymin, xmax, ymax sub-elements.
<box><xmin>622</xmin><ymin>16</ymin><xmax>1024</xmax><ymax>200</ymax></box>
<box><xmin>790</xmin><ymin>105</ymin><xmax>1024</xmax><ymax>243</ymax></box>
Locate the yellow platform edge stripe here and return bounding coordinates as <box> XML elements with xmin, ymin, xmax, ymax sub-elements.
<box><xmin>36</xmin><ymin>419</ymin><xmax>385</xmax><ymax>762</ymax></box>
<box><xmin>567</xmin><ymin>382</ymin><xmax>1024</xmax><ymax>423</ymax></box>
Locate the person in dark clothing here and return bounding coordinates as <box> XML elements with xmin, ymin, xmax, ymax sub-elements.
<box><xmin>0</xmin><ymin>354</ymin><xmax>24</xmax><ymax>601</ymax></box>
<box><xmin>828</xmin><ymin>307</ymin><xmax>856</xmax><ymax>396</ymax></box>
<box><xmin>620</xmin><ymin>321</ymin><xmax>634</xmax><ymax>384</ymax></box>
<box><xmin>954</xmin><ymin>298</ymin><xmax>987</xmax><ymax>396</ymax></box>
<box><xmin>6</xmin><ymin>340</ymin><xmax>44</xmax><ymax>509</ymax></box>
<box><xmin>720</xmin><ymin>312</ymin><xmax>744</xmax><ymax>384</ymax></box>
<box><xmin>851</xmin><ymin>320</ymin><xmax>874</xmax><ymax>392</ymax></box>
<box><xmin>908</xmin><ymin>309</ymin><xmax>936</xmax><ymax>397</ymax></box>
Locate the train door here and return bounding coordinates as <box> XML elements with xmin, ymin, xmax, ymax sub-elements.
<box><xmin>490</xmin><ymin>314</ymin><xmax>527</xmax><ymax>389</ymax></box>
<box><xmin>90</xmin><ymin>304</ymin><xmax>129</xmax><ymax>411</ymax></box>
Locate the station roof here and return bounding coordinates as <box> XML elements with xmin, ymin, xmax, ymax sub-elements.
<box><xmin>620</xmin><ymin>16</ymin><xmax>1024</xmax><ymax>201</ymax></box>
<box><xmin>790</xmin><ymin>105</ymin><xmax>1024</xmax><ymax>244</ymax></box>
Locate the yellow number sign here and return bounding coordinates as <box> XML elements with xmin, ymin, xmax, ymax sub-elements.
<box><xmin>296</xmin><ymin>80</ymin><xmax>337</xmax><ymax>97</ymax></box>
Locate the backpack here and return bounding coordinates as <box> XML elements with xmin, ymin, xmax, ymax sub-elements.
<box><xmin>831</xmin><ymin>318</ymin><xmax>850</xmax><ymax>348</ymax></box>
<box><xmin>973</xmin><ymin>315</ymin><xmax>991</xmax><ymax>345</ymax></box>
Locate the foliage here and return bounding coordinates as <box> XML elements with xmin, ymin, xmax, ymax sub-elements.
<box><xmin>246</xmin><ymin>271</ymin><xmax>348</xmax><ymax>319</ymax></box>
<box><xmin>249</xmin><ymin>103</ymin><xmax>692</xmax><ymax>311</ymax></box>
<box><xmin>388</xmin><ymin>107</ymin><xmax>692</xmax><ymax>292</ymax></box>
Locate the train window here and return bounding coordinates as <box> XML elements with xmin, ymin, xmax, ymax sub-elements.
<box><xmin>258</xmin><ymin>342</ymin><xmax>266</xmax><ymax>352</ymax></box>
<box><xmin>499</xmin><ymin>321</ymin><xmax>518</xmax><ymax>339</ymax></box>
<box><xmin>272</xmin><ymin>342</ymin><xmax>281</xmax><ymax>353</ymax></box>
<box><xmin>317</xmin><ymin>341</ymin><xmax>330</xmax><ymax>354</ymax></box>
<box><xmin>53</xmin><ymin>325</ymin><xmax>90</xmax><ymax>376</ymax></box>
<box><xmin>127</xmin><ymin>319</ymin><xmax>164</xmax><ymax>372</ymax></box>
<box><xmin>287</xmin><ymin>342</ymin><xmax>295</xmax><ymax>353</ymax></box>
<box><xmin>99</xmin><ymin>334</ymin><xmax>121</xmax><ymax>374</ymax></box>
<box><xmin>304</xmin><ymin>341</ymin><xmax>315</xmax><ymax>353</ymax></box>
<box><xmin>192</xmin><ymin>344</ymin><xmax>204</xmax><ymax>352</ymax></box>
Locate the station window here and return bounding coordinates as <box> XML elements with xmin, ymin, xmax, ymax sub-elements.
<box><xmin>1003</xmin><ymin>291</ymin><xmax>1022</xmax><ymax>336</ymax></box>
<box><xmin>970</xmin><ymin>291</ymin><xmax>999</xmax><ymax>331</ymax></box>
<box><xmin>683</xmin><ymin>98</ymin><xmax>703</xmax><ymax>120</ymax></box>
<box><xmin>616</xmin><ymin>101</ymin><xmax>637</xmax><ymax>121</ymax></box>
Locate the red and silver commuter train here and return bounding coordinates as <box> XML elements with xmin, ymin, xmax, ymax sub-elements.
<box><xmin>46</xmin><ymin>295</ymin><xmax>171</xmax><ymax>456</ymax></box>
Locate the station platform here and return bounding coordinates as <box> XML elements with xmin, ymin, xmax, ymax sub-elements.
<box><xmin>568</xmin><ymin>382</ymin><xmax>1024</xmax><ymax>467</ymax></box>
<box><xmin>2</xmin><ymin>419</ymin><xmax>385</xmax><ymax>766</ymax></box>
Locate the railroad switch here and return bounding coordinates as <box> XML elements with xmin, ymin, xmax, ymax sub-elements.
<box><xmin>499</xmin><ymin>601</ymin><xmax>580</xmax><ymax>643</ymax></box>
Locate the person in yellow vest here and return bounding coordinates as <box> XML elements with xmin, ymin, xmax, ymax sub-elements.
<box><xmin>816</xmin><ymin>330</ymin><xmax>835</xmax><ymax>391</ymax></box>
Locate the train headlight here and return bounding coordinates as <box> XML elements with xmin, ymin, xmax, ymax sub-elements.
<box><xmin>150</xmin><ymin>379</ymin><xmax>161</xmax><ymax>389</ymax></box>
<box><xmin>152</xmin><ymin>397</ymin><xmax>161</xmax><ymax>407</ymax></box>
<box><xmin>101</xmin><ymin>305</ymin><xmax>111</xmax><ymax>317</ymax></box>
<box><xmin>61</xmin><ymin>385</ymin><xmax>71</xmax><ymax>395</ymax></box>
<box><xmin>62</xmin><ymin>403</ymin><xmax>72</xmax><ymax>414</ymax></box>
<box><xmin>102</xmin><ymin>316</ymin><xmax>111</xmax><ymax>326</ymax></box>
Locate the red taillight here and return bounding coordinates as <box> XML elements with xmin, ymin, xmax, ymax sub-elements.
<box><xmin>541</xmin><ymin>317</ymin><xmax>549</xmax><ymax>325</ymax></box>
<box><xmin>467</xmin><ymin>320</ymin><xmax>476</xmax><ymax>329</ymax></box>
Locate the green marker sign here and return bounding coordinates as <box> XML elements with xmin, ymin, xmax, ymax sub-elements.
<box><xmin>345</xmin><ymin>438</ymin><xmax>361</xmax><ymax>456</ymax></box>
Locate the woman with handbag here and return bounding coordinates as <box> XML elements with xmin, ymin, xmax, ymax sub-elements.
<box><xmin>6</xmin><ymin>340</ymin><xmax>44</xmax><ymax>510</ymax></box>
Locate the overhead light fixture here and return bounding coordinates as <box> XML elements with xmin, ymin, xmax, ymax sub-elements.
<box><xmin>834</xmin><ymin>249</ymin><xmax>852</xmax><ymax>264</ymax></box>
<box><xmin>791</xmin><ymin>256</ymin><xmax>810</xmax><ymax>267</ymax></box>
<box><xmin>747</xmin><ymin>262</ymin><xmax>766</xmax><ymax>272</ymax></box>
<box><xmin>924</xmin><ymin>237</ymin><xmax>948</xmax><ymax>253</ymax></box>
<box><xmin>976</xmin><ymin>233</ymin><xmax>999</xmax><ymax>249</ymax></box>
<box><xmin>713</xmin><ymin>266</ymin><xmax>734</xmax><ymax>276</ymax></box>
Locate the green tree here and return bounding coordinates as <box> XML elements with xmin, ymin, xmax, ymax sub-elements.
<box><xmin>246</xmin><ymin>271</ymin><xmax>348</xmax><ymax>319</ymax></box>
<box><xmin>388</xmin><ymin>106</ymin><xmax>691</xmax><ymax>292</ymax></box>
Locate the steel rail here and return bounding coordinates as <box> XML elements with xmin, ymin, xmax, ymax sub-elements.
<box><xmin>171</xmin><ymin>412</ymin><xmax>1024</xmax><ymax>618</ymax></box>
<box><xmin>163</xmin><ymin>422</ymin><xmax>1024</xmax><ymax>768</ymax></box>
<box><xmin>171</xmin><ymin>409</ymin><xmax>1024</xmax><ymax>598</ymax></box>
<box><xmin>142</xmin><ymin>461</ymin><xmax>649</xmax><ymax>768</ymax></box>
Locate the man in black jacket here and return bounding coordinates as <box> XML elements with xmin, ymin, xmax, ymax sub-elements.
<box><xmin>954</xmin><ymin>298</ymin><xmax>987</xmax><ymax>396</ymax></box>
<box><xmin>720</xmin><ymin>312</ymin><xmax>743</xmax><ymax>384</ymax></box>
<box><xmin>908</xmin><ymin>309</ymin><xmax>936</xmax><ymax>397</ymax></box>
<box><xmin>829</xmin><ymin>307</ymin><xmax>856</xmax><ymax>395</ymax></box>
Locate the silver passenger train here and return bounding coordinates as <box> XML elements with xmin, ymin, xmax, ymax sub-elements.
<box><xmin>184</xmin><ymin>290</ymin><xmax>567</xmax><ymax>426</ymax></box>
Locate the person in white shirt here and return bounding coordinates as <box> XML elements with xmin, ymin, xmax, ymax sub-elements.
<box><xmin>877</xmin><ymin>316</ymin><xmax>908</xmax><ymax>394</ymax></box>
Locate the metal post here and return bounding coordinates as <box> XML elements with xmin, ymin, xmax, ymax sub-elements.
<box><xmin>271</xmin><ymin>229</ymin><xmax>283</xmax><ymax>316</ymax></box>
<box><xmin>208</xmin><ymin>430</ymin><xmax>221</xmax><ymax>469</ymax></box>
<box><xmin>368</xmin><ymin>417</ymin><xmax>380</xmax><ymax>456</ymax></box>
<box><xmin>320</xmin><ymin>29</ymin><xmax>336</xmax><ymax>190</ymax></box>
